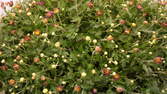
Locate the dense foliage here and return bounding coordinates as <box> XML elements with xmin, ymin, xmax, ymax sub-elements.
<box><xmin>0</xmin><ymin>0</ymin><xmax>167</xmax><ymax>94</ymax></box>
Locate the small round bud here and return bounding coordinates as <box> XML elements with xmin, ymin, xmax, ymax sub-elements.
<box><xmin>85</xmin><ymin>36</ymin><xmax>91</xmax><ymax>41</ymax></box>
<box><xmin>51</xmin><ymin>64</ymin><xmax>57</xmax><ymax>69</ymax></box>
<box><xmin>95</xmin><ymin>46</ymin><xmax>102</xmax><ymax>52</ymax></box>
<box><xmin>91</xmin><ymin>69</ymin><xmax>96</xmax><ymax>74</ymax></box>
<box><xmin>19</xmin><ymin>77</ymin><xmax>25</xmax><ymax>82</ymax></box>
<box><xmin>74</xmin><ymin>85</ymin><xmax>81</xmax><ymax>92</ymax></box>
<box><xmin>27</xmin><ymin>12</ymin><xmax>32</xmax><ymax>16</ymax></box>
<box><xmin>81</xmin><ymin>72</ymin><xmax>87</xmax><ymax>77</ymax></box>
<box><xmin>55</xmin><ymin>42</ymin><xmax>61</xmax><ymax>47</ymax></box>
<box><xmin>116</xmin><ymin>87</ymin><xmax>125</xmax><ymax>93</ymax></box>
<box><xmin>92</xmin><ymin>39</ymin><xmax>97</xmax><ymax>44</ymax></box>
<box><xmin>131</xmin><ymin>23</ymin><xmax>137</xmax><ymax>27</ymax></box>
<box><xmin>43</xmin><ymin>88</ymin><xmax>48</xmax><ymax>94</ymax></box>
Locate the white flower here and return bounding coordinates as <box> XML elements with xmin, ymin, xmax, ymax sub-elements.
<box><xmin>126</xmin><ymin>55</ymin><xmax>130</xmax><ymax>58</ymax></box>
<box><xmin>62</xmin><ymin>55</ymin><xmax>65</xmax><ymax>58</ymax></box>
<box><xmin>135</xmin><ymin>43</ymin><xmax>139</xmax><ymax>46</ymax></box>
<box><xmin>161</xmin><ymin>90</ymin><xmax>165</xmax><ymax>93</ymax></box>
<box><xmin>11</xmin><ymin>92</ymin><xmax>15</xmax><ymax>94</ymax></box>
<box><xmin>121</xmin><ymin>4</ymin><xmax>127</xmax><ymax>7</ymax></box>
<box><xmin>104</xmin><ymin>64</ymin><xmax>108</xmax><ymax>67</ymax></box>
<box><xmin>157</xmin><ymin>68</ymin><xmax>160</xmax><ymax>70</ymax></box>
<box><xmin>62</xmin><ymin>8</ymin><xmax>65</xmax><ymax>11</ymax></box>
<box><xmin>55</xmin><ymin>42</ymin><xmax>61</xmax><ymax>47</ymax></box>
<box><xmin>137</xmin><ymin>32</ymin><xmax>141</xmax><ymax>38</ymax></box>
<box><xmin>18</xmin><ymin>43</ymin><xmax>22</xmax><ymax>46</ymax></box>
<box><xmin>113</xmin><ymin>61</ymin><xmax>118</xmax><ymax>65</ymax></box>
<box><xmin>108</xmin><ymin>60</ymin><xmax>112</xmax><ymax>64</ymax></box>
<box><xmin>32</xmin><ymin>85</ymin><xmax>35</xmax><ymax>88</ymax></box>
<box><xmin>0</xmin><ymin>51</ymin><xmax>2</xmax><ymax>55</ymax></box>
<box><xmin>110</xmin><ymin>29</ymin><xmax>113</xmax><ymax>32</ymax></box>
<box><xmin>19</xmin><ymin>60</ymin><xmax>23</xmax><ymax>63</ymax></box>
<box><xmin>43</xmin><ymin>39</ymin><xmax>47</xmax><ymax>42</ymax></box>
<box><xmin>51</xmin><ymin>64</ymin><xmax>57</xmax><ymax>69</ymax></box>
<box><xmin>40</xmin><ymin>53</ymin><xmax>45</xmax><ymax>57</ymax></box>
<box><xmin>110</xmin><ymin>23</ymin><xmax>115</xmax><ymax>27</ymax></box>
<box><xmin>14</xmin><ymin>85</ymin><xmax>18</xmax><ymax>88</ymax></box>
<box><xmin>48</xmin><ymin>91</ymin><xmax>52</xmax><ymax>94</ymax></box>
<box><xmin>39</xmin><ymin>16</ymin><xmax>43</xmax><ymax>19</ymax></box>
<box><xmin>27</xmin><ymin>12</ymin><xmax>32</xmax><ymax>16</ymax></box>
<box><xmin>13</xmin><ymin>59</ymin><xmax>17</xmax><ymax>62</ymax></box>
<box><xmin>131</xmin><ymin>23</ymin><xmax>136</xmax><ymax>27</ymax></box>
<box><xmin>33</xmin><ymin>21</ymin><xmax>36</xmax><ymax>24</ymax></box>
<box><xmin>91</xmin><ymin>69</ymin><xmax>96</xmax><ymax>74</ymax></box>
<box><xmin>63</xmin><ymin>59</ymin><xmax>67</xmax><ymax>62</ymax></box>
<box><xmin>111</xmin><ymin>40</ymin><xmax>115</xmax><ymax>43</ymax></box>
<box><xmin>112</xmin><ymin>72</ymin><xmax>116</xmax><ymax>75</ymax></box>
<box><xmin>29</xmin><ymin>3</ymin><xmax>32</xmax><ymax>7</ymax></box>
<box><xmin>107</xmin><ymin>67</ymin><xmax>111</xmax><ymax>70</ymax></box>
<box><xmin>45</xmin><ymin>8</ymin><xmax>49</xmax><ymax>12</ymax></box>
<box><xmin>43</xmin><ymin>88</ymin><xmax>48</xmax><ymax>94</ymax></box>
<box><xmin>81</xmin><ymin>72</ymin><xmax>87</xmax><ymax>77</ymax></box>
<box><xmin>163</xmin><ymin>35</ymin><xmax>167</xmax><ymax>39</ymax></box>
<box><xmin>104</xmin><ymin>51</ymin><xmax>108</xmax><ymax>55</ymax></box>
<box><xmin>149</xmin><ymin>52</ymin><xmax>152</xmax><ymax>55</ymax></box>
<box><xmin>163</xmin><ymin>61</ymin><xmax>165</xmax><ymax>63</ymax></box>
<box><xmin>115</xmin><ymin>45</ymin><xmax>118</xmax><ymax>48</ymax></box>
<box><xmin>1</xmin><ymin>59</ymin><xmax>5</xmax><ymax>63</ymax></box>
<box><xmin>53</xmin><ymin>54</ymin><xmax>58</xmax><ymax>57</ymax></box>
<box><xmin>15</xmin><ymin>45</ymin><xmax>19</xmax><ymax>48</ymax></box>
<box><xmin>93</xmin><ymin>39</ymin><xmax>97</xmax><ymax>44</ymax></box>
<box><xmin>160</xmin><ymin>13</ymin><xmax>164</xmax><ymax>16</ymax></box>
<box><xmin>2</xmin><ymin>43</ymin><xmax>6</xmax><ymax>47</ymax></box>
<box><xmin>121</xmin><ymin>49</ymin><xmax>125</xmax><ymax>53</ymax></box>
<box><xmin>32</xmin><ymin>1</ymin><xmax>36</xmax><ymax>4</ymax></box>
<box><xmin>51</xmin><ymin>32</ymin><xmax>55</xmax><ymax>35</ymax></box>
<box><xmin>20</xmin><ymin>77</ymin><xmax>25</xmax><ymax>82</ymax></box>
<box><xmin>62</xmin><ymin>81</ymin><xmax>66</xmax><ymax>84</ymax></box>
<box><xmin>130</xmin><ymin>80</ymin><xmax>134</xmax><ymax>83</ymax></box>
<box><xmin>32</xmin><ymin>73</ymin><xmax>36</xmax><ymax>76</ymax></box>
<box><xmin>85</xmin><ymin>36</ymin><xmax>91</xmax><ymax>41</ymax></box>
<box><xmin>42</xmin><ymin>33</ymin><xmax>48</xmax><ymax>37</ymax></box>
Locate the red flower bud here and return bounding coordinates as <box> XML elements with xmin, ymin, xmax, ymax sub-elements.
<box><xmin>10</xmin><ymin>30</ymin><xmax>16</xmax><ymax>34</ymax></box>
<box><xmin>116</xmin><ymin>87</ymin><xmax>125</xmax><ymax>93</ymax></box>
<box><xmin>13</xmin><ymin>64</ymin><xmax>20</xmax><ymax>71</ymax></box>
<box><xmin>91</xmin><ymin>88</ymin><xmax>98</xmax><ymax>94</ymax></box>
<box><xmin>102</xmin><ymin>68</ymin><xmax>111</xmax><ymax>76</ymax></box>
<box><xmin>153</xmin><ymin>57</ymin><xmax>164</xmax><ymax>64</ymax></box>
<box><xmin>0</xmin><ymin>65</ymin><xmax>8</xmax><ymax>71</ymax></box>
<box><xmin>137</xmin><ymin>4</ymin><xmax>143</xmax><ymax>10</ymax></box>
<box><xmin>45</xmin><ymin>11</ymin><xmax>54</xmax><ymax>18</ymax></box>
<box><xmin>34</xmin><ymin>57</ymin><xmax>40</xmax><ymax>63</ymax></box>
<box><xmin>24</xmin><ymin>36</ymin><xmax>31</xmax><ymax>41</ymax></box>
<box><xmin>161</xmin><ymin>22</ymin><xmax>167</xmax><ymax>27</ymax></box>
<box><xmin>119</xmin><ymin>20</ymin><xmax>126</xmax><ymax>24</ymax></box>
<box><xmin>96</xmin><ymin>10</ymin><xmax>103</xmax><ymax>16</ymax></box>
<box><xmin>87</xmin><ymin>2</ymin><xmax>94</xmax><ymax>8</ymax></box>
<box><xmin>36</xmin><ymin>1</ymin><xmax>45</xmax><ymax>6</ymax></box>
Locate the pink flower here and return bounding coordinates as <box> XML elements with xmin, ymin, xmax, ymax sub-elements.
<box><xmin>161</xmin><ymin>22</ymin><xmax>167</xmax><ymax>27</ymax></box>
<box><xmin>137</xmin><ymin>4</ymin><xmax>143</xmax><ymax>10</ymax></box>
<box><xmin>45</xmin><ymin>11</ymin><xmax>54</xmax><ymax>18</ymax></box>
<box><xmin>36</xmin><ymin>1</ymin><xmax>45</xmax><ymax>6</ymax></box>
<box><xmin>116</xmin><ymin>87</ymin><xmax>125</xmax><ymax>93</ymax></box>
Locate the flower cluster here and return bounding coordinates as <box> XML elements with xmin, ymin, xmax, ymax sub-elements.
<box><xmin>0</xmin><ymin>0</ymin><xmax>167</xmax><ymax>94</ymax></box>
